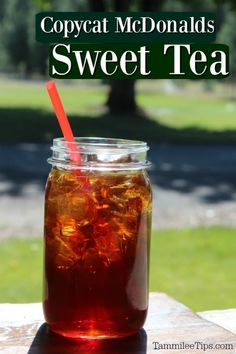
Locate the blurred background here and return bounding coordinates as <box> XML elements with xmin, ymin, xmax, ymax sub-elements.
<box><xmin>0</xmin><ymin>0</ymin><xmax>236</xmax><ymax>311</ymax></box>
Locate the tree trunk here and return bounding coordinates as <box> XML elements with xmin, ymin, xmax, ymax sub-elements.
<box><xmin>107</xmin><ymin>0</ymin><xmax>166</xmax><ymax>115</ymax></box>
<box><xmin>106</xmin><ymin>0</ymin><xmax>137</xmax><ymax>115</ymax></box>
<box><xmin>107</xmin><ymin>80</ymin><xmax>137</xmax><ymax>115</ymax></box>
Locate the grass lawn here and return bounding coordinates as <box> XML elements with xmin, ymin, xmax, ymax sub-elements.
<box><xmin>0</xmin><ymin>227</ymin><xmax>235</xmax><ymax>311</ymax></box>
<box><xmin>0</xmin><ymin>80</ymin><xmax>236</xmax><ymax>143</ymax></box>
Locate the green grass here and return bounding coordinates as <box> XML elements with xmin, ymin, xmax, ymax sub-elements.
<box><xmin>0</xmin><ymin>80</ymin><xmax>106</xmax><ymax>116</ymax></box>
<box><xmin>150</xmin><ymin>227</ymin><xmax>236</xmax><ymax>311</ymax></box>
<box><xmin>0</xmin><ymin>239</ymin><xmax>43</xmax><ymax>303</ymax></box>
<box><xmin>1</xmin><ymin>227</ymin><xmax>236</xmax><ymax>311</ymax></box>
<box><xmin>0</xmin><ymin>79</ymin><xmax>236</xmax><ymax>143</ymax></box>
<box><xmin>139</xmin><ymin>91</ymin><xmax>236</xmax><ymax>131</ymax></box>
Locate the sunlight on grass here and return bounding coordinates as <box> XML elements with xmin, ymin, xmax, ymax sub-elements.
<box><xmin>0</xmin><ymin>228</ymin><xmax>236</xmax><ymax>311</ymax></box>
<box><xmin>150</xmin><ymin>227</ymin><xmax>236</xmax><ymax>311</ymax></box>
<box><xmin>0</xmin><ymin>80</ymin><xmax>236</xmax><ymax>131</ymax></box>
<box><xmin>0</xmin><ymin>239</ymin><xmax>43</xmax><ymax>303</ymax></box>
<box><xmin>0</xmin><ymin>79</ymin><xmax>236</xmax><ymax>143</ymax></box>
<box><xmin>0</xmin><ymin>80</ymin><xmax>107</xmax><ymax>116</ymax></box>
<box><xmin>137</xmin><ymin>92</ymin><xmax>236</xmax><ymax>131</ymax></box>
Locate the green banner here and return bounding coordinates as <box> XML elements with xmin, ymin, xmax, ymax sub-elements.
<box><xmin>49</xmin><ymin>43</ymin><xmax>229</xmax><ymax>80</ymax></box>
<box><xmin>36</xmin><ymin>12</ymin><xmax>216</xmax><ymax>44</ymax></box>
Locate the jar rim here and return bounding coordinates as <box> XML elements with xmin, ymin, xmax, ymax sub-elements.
<box><xmin>49</xmin><ymin>137</ymin><xmax>151</xmax><ymax>171</ymax></box>
<box><xmin>52</xmin><ymin>137</ymin><xmax>149</xmax><ymax>153</ymax></box>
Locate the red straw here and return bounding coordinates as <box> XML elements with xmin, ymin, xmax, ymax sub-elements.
<box><xmin>46</xmin><ymin>81</ymin><xmax>81</xmax><ymax>163</ymax></box>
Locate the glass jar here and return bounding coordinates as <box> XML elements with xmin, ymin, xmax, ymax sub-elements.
<box><xmin>43</xmin><ymin>137</ymin><xmax>152</xmax><ymax>339</ymax></box>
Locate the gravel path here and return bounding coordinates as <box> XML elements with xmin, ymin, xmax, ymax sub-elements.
<box><xmin>0</xmin><ymin>143</ymin><xmax>236</xmax><ymax>239</ymax></box>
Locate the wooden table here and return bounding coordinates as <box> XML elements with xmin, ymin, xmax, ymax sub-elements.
<box><xmin>1</xmin><ymin>293</ymin><xmax>236</xmax><ymax>354</ymax></box>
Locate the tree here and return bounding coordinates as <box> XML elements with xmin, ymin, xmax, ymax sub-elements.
<box><xmin>89</xmin><ymin>0</ymin><xmax>165</xmax><ymax>115</ymax></box>
<box><xmin>2</xmin><ymin>0</ymin><xmax>31</xmax><ymax>74</ymax></box>
<box><xmin>89</xmin><ymin>0</ymin><xmax>236</xmax><ymax>115</ymax></box>
<box><xmin>218</xmin><ymin>5</ymin><xmax>236</xmax><ymax>79</ymax></box>
<box><xmin>0</xmin><ymin>0</ymin><xmax>235</xmax><ymax>98</ymax></box>
<box><xmin>0</xmin><ymin>0</ymin><xmax>5</xmax><ymax>20</ymax></box>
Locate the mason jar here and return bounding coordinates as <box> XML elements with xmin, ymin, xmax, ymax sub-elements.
<box><xmin>43</xmin><ymin>137</ymin><xmax>152</xmax><ymax>339</ymax></box>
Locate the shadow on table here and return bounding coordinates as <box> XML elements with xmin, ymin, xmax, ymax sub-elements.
<box><xmin>27</xmin><ymin>323</ymin><xmax>147</xmax><ymax>354</ymax></box>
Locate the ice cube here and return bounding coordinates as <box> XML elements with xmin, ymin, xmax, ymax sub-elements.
<box><xmin>60</xmin><ymin>218</ymin><xmax>77</xmax><ymax>237</ymax></box>
<box><xmin>111</xmin><ymin>212</ymin><xmax>138</xmax><ymax>239</ymax></box>
<box><xmin>93</xmin><ymin>221</ymin><xmax>121</xmax><ymax>265</ymax></box>
<box><xmin>55</xmin><ymin>192</ymin><xmax>96</xmax><ymax>229</ymax></box>
<box><xmin>46</xmin><ymin>228</ymin><xmax>78</xmax><ymax>269</ymax></box>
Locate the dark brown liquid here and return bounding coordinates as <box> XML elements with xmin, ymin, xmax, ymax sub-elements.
<box><xmin>43</xmin><ymin>168</ymin><xmax>152</xmax><ymax>339</ymax></box>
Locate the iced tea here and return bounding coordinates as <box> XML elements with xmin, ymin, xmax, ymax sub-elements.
<box><xmin>43</xmin><ymin>139</ymin><xmax>152</xmax><ymax>339</ymax></box>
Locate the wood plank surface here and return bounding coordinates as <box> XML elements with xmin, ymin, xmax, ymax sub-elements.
<box><xmin>199</xmin><ymin>309</ymin><xmax>236</xmax><ymax>335</ymax></box>
<box><xmin>0</xmin><ymin>293</ymin><xmax>236</xmax><ymax>354</ymax></box>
